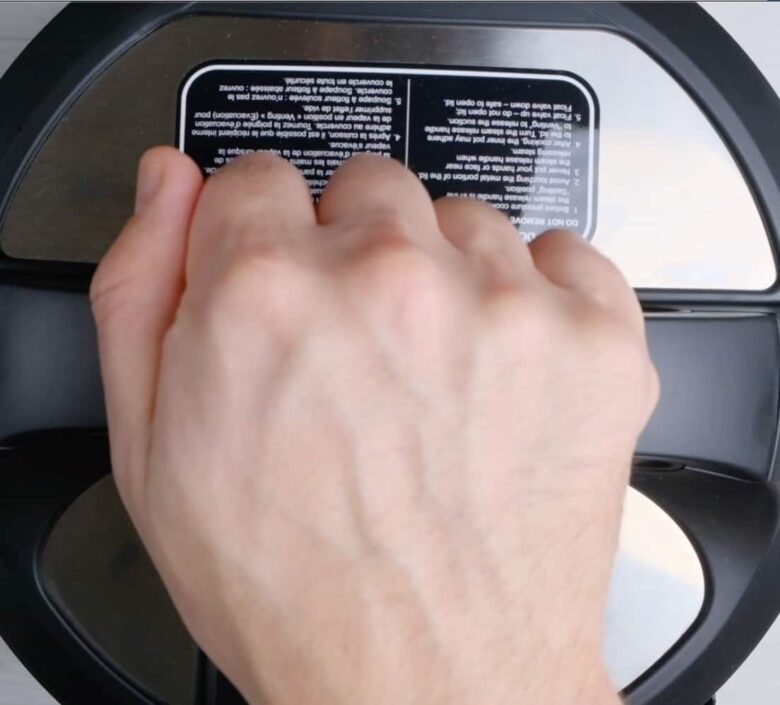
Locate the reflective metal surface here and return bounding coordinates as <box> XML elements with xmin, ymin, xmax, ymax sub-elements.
<box><xmin>606</xmin><ymin>487</ymin><xmax>705</xmax><ymax>690</ymax></box>
<box><xmin>41</xmin><ymin>476</ymin><xmax>197</xmax><ymax>705</ymax></box>
<box><xmin>0</xmin><ymin>16</ymin><xmax>773</xmax><ymax>289</ymax></box>
<box><xmin>36</xmin><ymin>474</ymin><xmax>704</xmax><ymax>700</ymax></box>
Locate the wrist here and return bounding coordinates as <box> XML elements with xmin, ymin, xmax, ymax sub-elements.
<box><xmin>530</xmin><ymin>653</ymin><xmax>619</xmax><ymax>705</ymax></box>
<box><xmin>561</xmin><ymin>666</ymin><xmax>620</xmax><ymax>705</ymax></box>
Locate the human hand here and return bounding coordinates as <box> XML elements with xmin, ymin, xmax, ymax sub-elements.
<box><xmin>91</xmin><ymin>147</ymin><xmax>658</xmax><ymax>705</ymax></box>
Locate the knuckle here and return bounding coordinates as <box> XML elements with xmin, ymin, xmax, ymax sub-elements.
<box><xmin>439</xmin><ymin>197</ymin><xmax>511</xmax><ymax>238</ymax></box>
<box><xmin>217</xmin><ymin>149</ymin><xmax>295</xmax><ymax>180</ymax></box>
<box><xmin>210</xmin><ymin>258</ymin><xmax>270</xmax><ymax>310</ymax></box>
<box><xmin>337</xmin><ymin>152</ymin><xmax>390</xmax><ymax>171</ymax></box>
<box><xmin>483</xmin><ymin>286</ymin><xmax>560</xmax><ymax>344</ymax></box>
<box><xmin>199</xmin><ymin>254</ymin><xmax>314</xmax><ymax>338</ymax></box>
<box><xmin>587</xmin><ymin>282</ymin><xmax>626</xmax><ymax>312</ymax></box>
<box><xmin>198</xmin><ymin>152</ymin><xmax>309</xmax><ymax>228</ymax></box>
<box><xmin>350</xmin><ymin>230</ymin><xmax>442</xmax><ymax>297</ymax></box>
<box><xmin>330</xmin><ymin>154</ymin><xmax>412</xmax><ymax>187</ymax></box>
<box><xmin>222</xmin><ymin>221</ymin><xmax>283</xmax><ymax>261</ymax></box>
<box><xmin>353</xmin><ymin>211</ymin><xmax>413</xmax><ymax>245</ymax></box>
<box><xmin>583</xmin><ymin>271</ymin><xmax>634</xmax><ymax>314</ymax></box>
<box><xmin>346</xmin><ymin>231</ymin><xmax>455</xmax><ymax>337</ymax></box>
<box><xmin>572</xmin><ymin>304</ymin><xmax>650</xmax><ymax>380</ymax></box>
<box><xmin>460</xmin><ymin>222</ymin><xmax>508</xmax><ymax>258</ymax></box>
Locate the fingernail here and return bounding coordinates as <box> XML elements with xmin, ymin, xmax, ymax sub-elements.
<box><xmin>135</xmin><ymin>154</ymin><xmax>163</xmax><ymax>213</ymax></box>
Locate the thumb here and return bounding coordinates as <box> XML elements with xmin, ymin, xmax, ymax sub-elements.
<box><xmin>91</xmin><ymin>146</ymin><xmax>203</xmax><ymax>507</ymax></box>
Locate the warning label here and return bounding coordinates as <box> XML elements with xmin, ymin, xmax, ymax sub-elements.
<box><xmin>178</xmin><ymin>64</ymin><xmax>598</xmax><ymax>240</ymax></box>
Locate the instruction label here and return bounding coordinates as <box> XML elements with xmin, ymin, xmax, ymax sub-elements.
<box><xmin>178</xmin><ymin>64</ymin><xmax>598</xmax><ymax>240</ymax></box>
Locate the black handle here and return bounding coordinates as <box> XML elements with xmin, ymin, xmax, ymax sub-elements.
<box><xmin>3</xmin><ymin>285</ymin><xmax>777</xmax><ymax>481</ymax></box>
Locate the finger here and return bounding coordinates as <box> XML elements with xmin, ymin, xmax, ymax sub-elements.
<box><xmin>186</xmin><ymin>151</ymin><xmax>317</xmax><ymax>287</ymax></box>
<box><xmin>91</xmin><ymin>147</ymin><xmax>203</xmax><ymax>503</ymax></box>
<box><xmin>433</xmin><ymin>197</ymin><xmax>535</xmax><ymax>286</ymax></box>
<box><xmin>317</xmin><ymin>154</ymin><xmax>445</xmax><ymax>252</ymax></box>
<box><xmin>529</xmin><ymin>229</ymin><xmax>642</xmax><ymax>327</ymax></box>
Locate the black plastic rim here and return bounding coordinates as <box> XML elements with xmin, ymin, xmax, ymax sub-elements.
<box><xmin>2</xmin><ymin>4</ymin><xmax>780</xmax><ymax>705</ymax></box>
